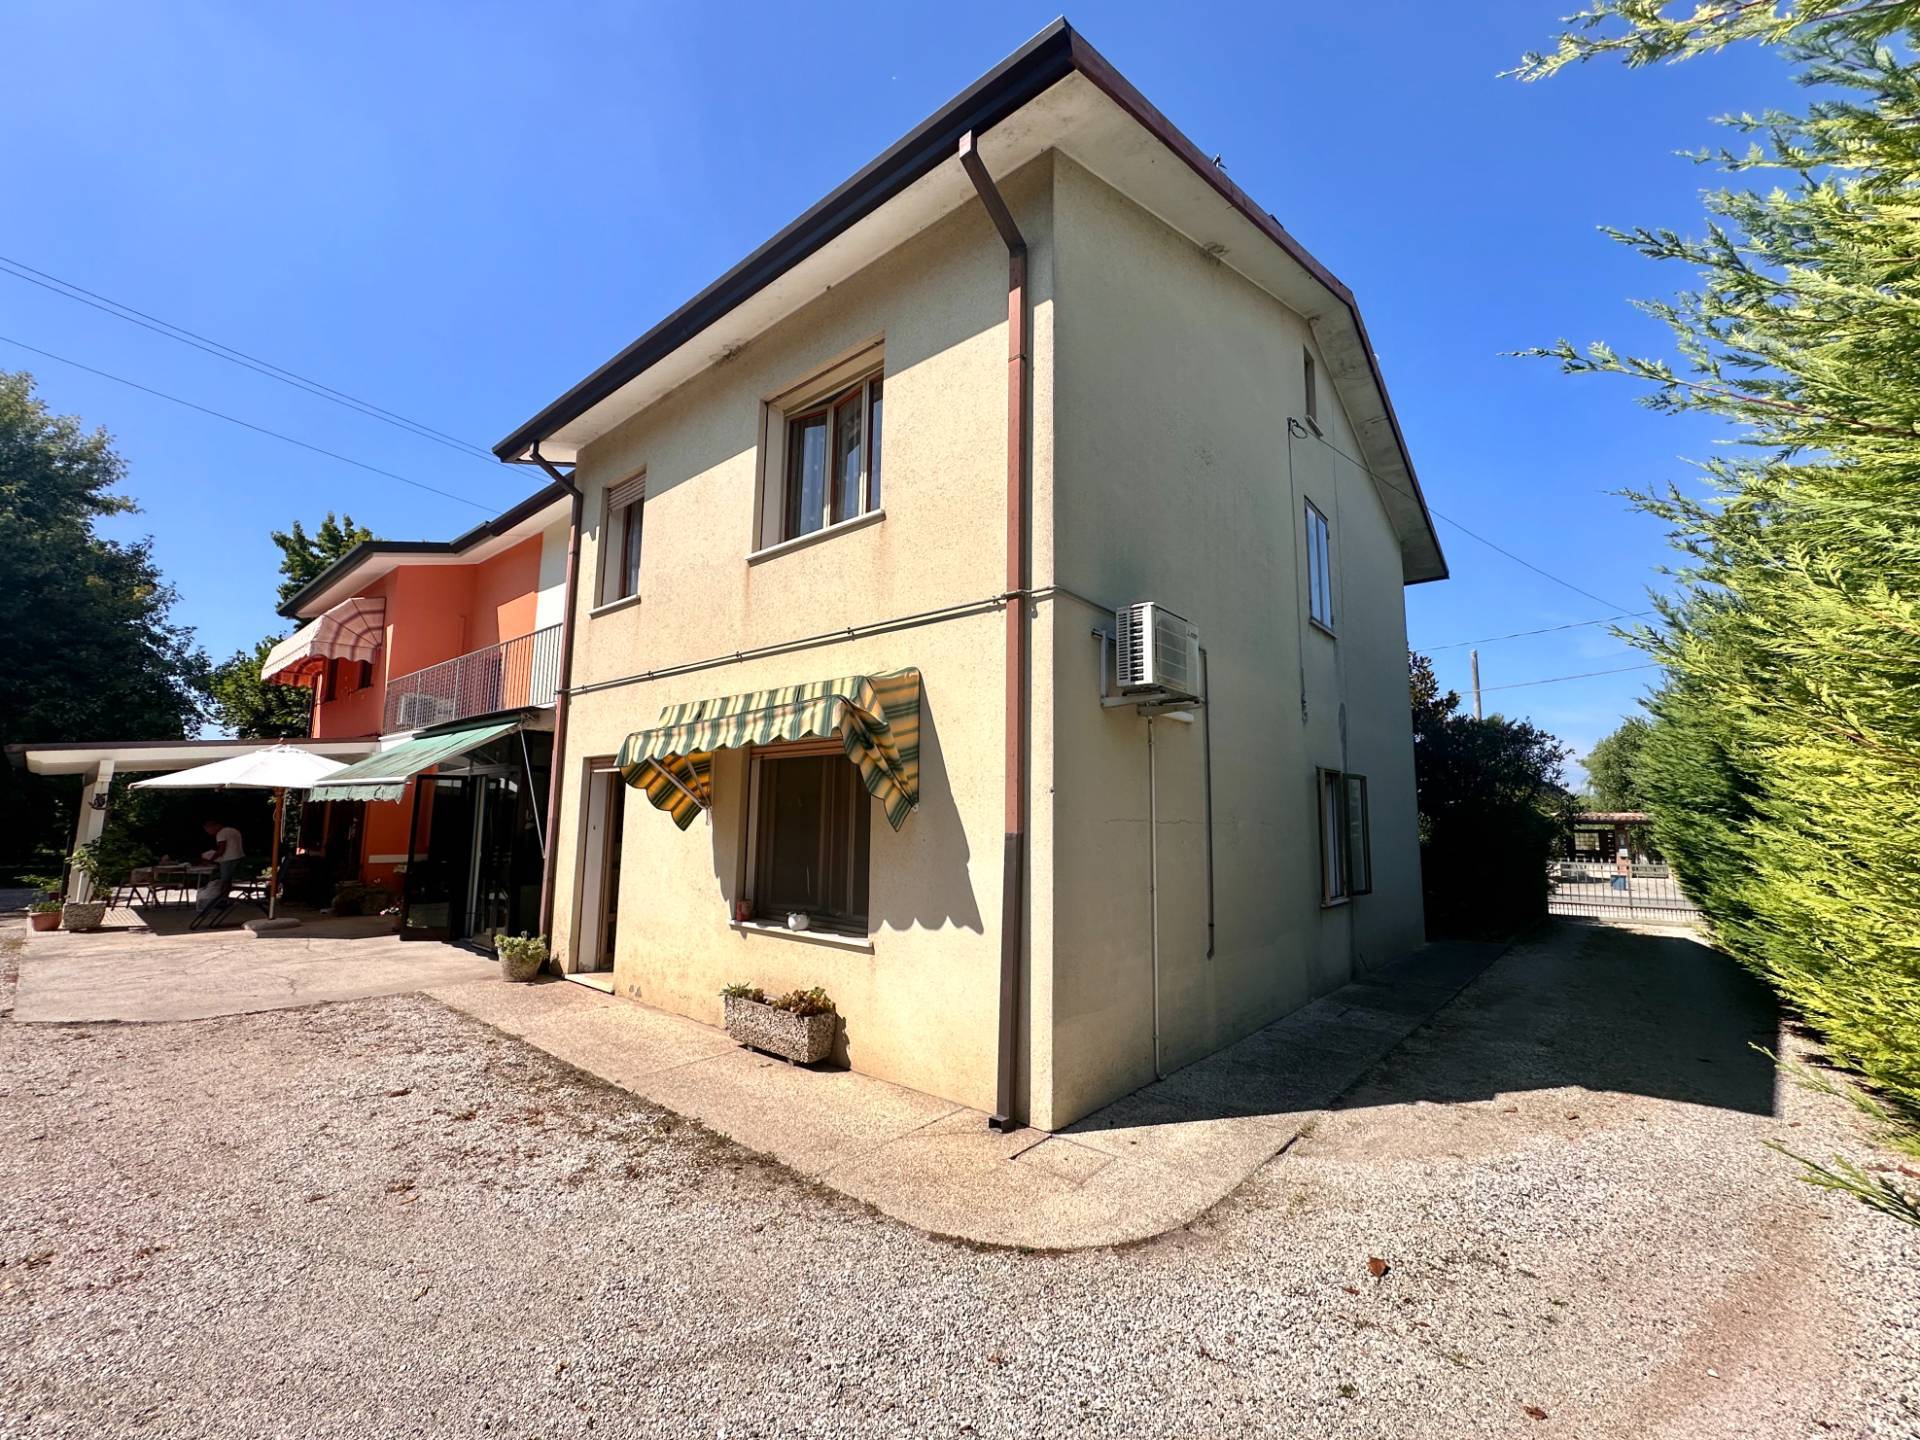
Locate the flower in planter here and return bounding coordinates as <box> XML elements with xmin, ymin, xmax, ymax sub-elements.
<box><xmin>719</xmin><ymin>982</ymin><xmax>767</xmax><ymax>1003</ymax></box>
<box><xmin>768</xmin><ymin>986</ymin><xmax>836</xmax><ymax>1017</ymax></box>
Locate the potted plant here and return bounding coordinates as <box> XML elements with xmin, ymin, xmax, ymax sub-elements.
<box><xmin>20</xmin><ymin>874</ymin><xmax>62</xmax><ymax>932</ymax></box>
<box><xmin>721</xmin><ymin>982</ymin><xmax>838</xmax><ymax>1065</ymax></box>
<box><xmin>495</xmin><ymin>932</ymin><xmax>548</xmax><ymax>983</ymax></box>
<box><xmin>60</xmin><ymin>846</ymin><xmax>109</xmax><ymax>932</ymax></box>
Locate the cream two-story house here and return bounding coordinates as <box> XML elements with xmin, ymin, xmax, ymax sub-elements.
<box><xmin>496</xmin><ymin>21</ymin><xmax>1446</xmax><ymax>1132</ymax></box>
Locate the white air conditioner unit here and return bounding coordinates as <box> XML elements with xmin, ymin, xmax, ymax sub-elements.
<box><xmin>391</xmin><ymin>692</ymin><xmax>448</xmax><ymax>731</ymax></box>
<box><xmin>1115</xmin><ymin>602</ymin><xmax>1201</xmax><ymax>700</ymax></box>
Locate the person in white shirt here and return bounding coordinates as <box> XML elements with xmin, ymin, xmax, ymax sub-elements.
<box><xmin>201</xmin><ymin>820</ymin><xmax>244</xmax><ymax>890</ymax></box>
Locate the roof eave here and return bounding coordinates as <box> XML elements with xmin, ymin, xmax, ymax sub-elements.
<box><xmin>494</xmin><ymin>19</ymin><xmax>1447</xmax><ymax>582</ymax></box>
<box><xmin>275</xmin><ymin>480</ymin><xmax>571</xmax><ymax>619</ymax></box>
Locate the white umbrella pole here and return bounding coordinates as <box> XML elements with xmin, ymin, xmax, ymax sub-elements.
<box><xmin>269</xmin><ymin>788</ymin><xmax>283</xmax><ymax>920</ymax></box>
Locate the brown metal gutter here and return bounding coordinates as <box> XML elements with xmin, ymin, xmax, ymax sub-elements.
<box><xmin>959</xmin><ymin>131</ymin><xmax>1029</xmax><ymax>1133</ymax></box>
<box><xmin>528</xmin><ymin>442</ymin><xmax>583</xmax><ymax>945</ymax></box>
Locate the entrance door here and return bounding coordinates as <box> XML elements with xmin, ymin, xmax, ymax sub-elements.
<box><xmin>577</xmin><ymin>763</ymin><xmax>624</xmax><ymax>972</ymax></box>
<box><xmin>466</xmin><ymin>771</ymin><xmax>521</xmax><ymax>943</ymax></box>
<box><xmin>402</xmin><ymin>778</ymin><xmax>473</xmax><ymax>942</ymax></box>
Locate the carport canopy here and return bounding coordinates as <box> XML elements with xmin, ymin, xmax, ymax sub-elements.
<box><xmin>307</xmin><ymin>719</ymin><xmax>520</xmax><ymax>803</ymax></box>
<box><xmin>7</xmin><ymin>736</ymin><xmax>379</xmax><ymax>902</ymax></box>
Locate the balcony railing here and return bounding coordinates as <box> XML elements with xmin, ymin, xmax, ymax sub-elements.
<box><xmin>382</xmin><ymin>623</ymin><xmax>563</xmax><ymax>733</ymax></box>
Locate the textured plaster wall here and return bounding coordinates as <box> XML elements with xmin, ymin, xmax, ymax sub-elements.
<box><xmin>550</xmin><ymin>159</ymin><xmax>1058</xmax><ymax>1117</ymax></box>
<box><xmin>1040</xmin><ymin>155</ymin><xmax>1425</xmax><ymax>1129</ymax></box>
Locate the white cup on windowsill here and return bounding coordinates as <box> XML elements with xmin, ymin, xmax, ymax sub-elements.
<box><xmin>786</xmin><ymin>912</ymin><xmax>810</xmax><ymax>933</ymax></box>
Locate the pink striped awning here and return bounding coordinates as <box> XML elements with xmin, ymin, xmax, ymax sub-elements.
<box><xmin>261</xmin><ymin>596</ymin><xmax>387</xmax><ymax>685</ymax></box>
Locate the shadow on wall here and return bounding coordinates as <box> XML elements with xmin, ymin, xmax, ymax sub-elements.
<box><xmin>1065</xmin><ymin>924</ymin><xmax>1781</xmax><ymax>1136</ymax></box>
<box><xmin>870</xmin><ymin>687</ymin><xmax>983</xmax><ymax>935</ymax></box>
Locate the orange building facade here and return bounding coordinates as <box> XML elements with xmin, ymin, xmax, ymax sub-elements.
<box><xmin>260</xmin><ymin>484</ymin><xmax>572</xmax><ymax>940</ymax></box>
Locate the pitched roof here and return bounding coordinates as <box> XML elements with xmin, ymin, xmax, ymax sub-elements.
<box><xmin>494</xmin><ymin>19</ymin><xmax>1445</xmax><ymax>583</ymax></box>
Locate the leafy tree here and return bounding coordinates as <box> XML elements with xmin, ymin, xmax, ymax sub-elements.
<box><xmin>206</xmin><ymin>635</ymin><xmax>316</xmax><ymax>739</ymax></box>
<box><xmin>0</xmin><ymin>370</ymin><xmax>208</xmax><ymax>874</ymax></box>
<box><xmin>270</xmin><ymin>512</ymin><xmax>372</xmax><ymax>604</ymax></box>
<box><xmin>206</xmin><ymin>510</ymin><xmax>378</xmax><ymax>739</ymax></box>
<box><xmin>1411</xmin><ymin>653</ymin><xmax>1576</xmax><ymax>938</ymax></box>
<box><xmin>1583</xmin><ymin>716</ymin><xmax>1652</xmax><ymax>812</ymax></box>
<box><xmin>1519</xmin><ymin>1</ymin><xmax>1920</xmax><ymax>1205</ymax></box>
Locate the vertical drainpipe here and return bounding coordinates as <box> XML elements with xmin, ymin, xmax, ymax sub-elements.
<box><xmin>959</xmin><ymin>132</ymin><xmax>1030</xmax><ymax>1133</ymax></box>
<box><xmin>530</xmin><ymin>442</ymin><xmax>583</xmax><ymax>949</ymax></box>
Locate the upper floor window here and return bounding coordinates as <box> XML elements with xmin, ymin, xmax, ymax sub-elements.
<box><xmin>757</xmin><ymin>345</ymin><xmax>884</xmax><ymax>551</ymax></box>
<box><xmin>1318</xmin><ymin>768</ymin><xmax>1371</xmax><ymax>904</ymax></box>
<box><xmin>324</xmin><ymin>657</ymin><xmax>373</xmax><ymax>701</ymax></box>
<box><xmin>1305</xmin><ymin>499</ymin><xmax>1333</xmax><ymax>633</ymax></box>
<box><xmin>1303</xmin><ymin>348</ymin><xmax>1318</xmax><ymax>430</ymax></box>
<box><xmin>600</xmin><ymin>472</ymin><xmax>645</xmax><ymax>606</ymax></box>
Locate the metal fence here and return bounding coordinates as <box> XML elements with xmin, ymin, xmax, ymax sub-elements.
<box><xmin>1547</xmin><ymin>859</ymin><xmax>1703</xmax><ymax>926</ymax></box>
<box><xmin>383</xmin><ymin>623</ymin><xmax>563</xmax><ymax>733</ymax></box>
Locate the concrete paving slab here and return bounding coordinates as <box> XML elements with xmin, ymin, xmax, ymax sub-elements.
<box><xmin>425</xmin><ymin>976</ymin><xmax>738</xmax><ymax>1080</ymax></box>
<box><xmin>15</xmin><ymin>918</ymin><xmax>498</xmax><ymax>1022</ymax></box>
<box><xmin>635</xmin><ymin>1045</ymin><xmax>962</xmax><ymax>1177</ymax></box>
<box><xmin>426</xmin><ymin>936</ymin><xmax>1508</xmax><ymax>1250</ymax></box>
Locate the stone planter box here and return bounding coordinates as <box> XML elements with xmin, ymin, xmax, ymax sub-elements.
<box><xmin>497</xmin><ymin>947</ymin><xmax>545</xmax><ymax>983</ymax></box>
<box><xmin>724</xmin><ymin>995</ymin><xmax>837</xmax><ymax>1065</ymax></box>
<box><xmin>61</xmin><ymin>900</ymin><xmax>108</xmax><ymax>932</ymax></box>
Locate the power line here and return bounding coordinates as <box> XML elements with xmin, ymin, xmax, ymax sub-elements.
<box><xmin>0</xmin><ymin>254</ymin><xmax>501</xmax><ymax>466</ymax></box>
<box><xmin>1480</xmin><ymin>662</ymin><xmax>1661</xmax><ymax>694</ymax></box>
<box><xmin>1417</xmin><ymin>609</ymin><xmax>1657</xmax><ymax>653</ymax></box>
<box><xmin>1296</xmin><ymin>424</ymin><xmax>1637</xmax><ymax>614</ymax></box>
<box><xmin>0</xmin><ymin>333</ymin><xmax>494</xmax><ymax>513</ymax></box>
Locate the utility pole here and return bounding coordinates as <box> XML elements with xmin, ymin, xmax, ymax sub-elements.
<box><xmin>1471</xmin><ymin>649</ymin><xmax>1483</xmax><ymax>720</ymax></box>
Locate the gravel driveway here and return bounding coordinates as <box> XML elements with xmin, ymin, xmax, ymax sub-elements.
<box><xmin>2</xmin><ymin>922</ymin><xmax>1914</xmax><ymax>1439</ymax></box>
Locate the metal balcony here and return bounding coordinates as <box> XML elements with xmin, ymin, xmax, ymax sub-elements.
<box><xmin>382</xmin><ymin>623</ymin><xmax>562</xmax><ymax>733</ymax></box>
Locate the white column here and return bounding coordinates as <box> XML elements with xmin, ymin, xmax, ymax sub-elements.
<box><xmin>68</xmin><ymin>759</ymin><xmax>115</xmax><ymax>902</ymax></box>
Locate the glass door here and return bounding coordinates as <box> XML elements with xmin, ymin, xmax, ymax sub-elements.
<box><xmin>466</xmin><ymin>773</ymin><xmax>520</xmax><ymax>944</ymax></box>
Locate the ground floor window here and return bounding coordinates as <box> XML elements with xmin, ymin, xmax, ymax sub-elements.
<box><xmin>748</xmin><ymin>743</ymin><xmax>871</xmax><ymax>932</ymax></box>
<box><xmin>1318</xmin><ymin>768</ymin><xmax>1371</xmax><ymax>904</ymax></box>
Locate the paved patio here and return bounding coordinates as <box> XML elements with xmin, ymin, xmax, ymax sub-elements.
<box><xmin>13</xmin><ymin>912</ymin><xmax>499</xmax><ymax>1023</ymax></box>
<box><xmin>429</xmin><ymin>939</ymin><xmax>1508</xmax><ymax>1249</ymax></box>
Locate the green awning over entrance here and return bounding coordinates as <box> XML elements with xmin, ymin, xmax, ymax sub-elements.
<box><xmin>617</xmin><ymin>668</ymin><xmax>921</xmax><ymax>831</ymax></box>
<box><xmin>308</xmin><ymin>720</ymin><xmax>519</xmax><ymax>803</ymax></box>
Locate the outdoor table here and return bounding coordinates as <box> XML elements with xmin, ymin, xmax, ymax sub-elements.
<box><xmin>151</xmin><ymin>864</ymin><xmax>214</xmax><ymax>906</ymax></box>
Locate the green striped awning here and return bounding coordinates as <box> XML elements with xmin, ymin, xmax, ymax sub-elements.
<box><xmin>617</xmin><ymin>668</ymin><xmax>921</xmax><ymax>831</ymax></box>
<box><xmin>308</xmin><ymin>720</ymin><xmax>519</xmax><ymax>803</ymax></box>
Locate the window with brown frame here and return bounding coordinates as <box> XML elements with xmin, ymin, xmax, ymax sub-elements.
<box><xmin>779</xmin><ymin>373</ymin><xmax>883</xmax><ymax>543</ymax></box>
<box><xmin>747</xmin><ymin>743</ymin><xmax>871</xmax><ymax>931</ymax></box>
<box><xmin>756</xmin><ymin>347</ymin><xmax>886</xmax><ymax>552</ymax></box>
<box><xmin>1318</xmin><ymin>767</ymin><xmax>1371</xmax><ymax>904</ymax></box>
<box><xmin>600</xmin><ymin>472</ymin><xmax>645</xmax><ymax>606</ymax></box>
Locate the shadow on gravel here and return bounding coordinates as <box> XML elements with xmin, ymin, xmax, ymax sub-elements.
<box><xmin>1068</xmin><ymin>925</ymin><xmax>1781</xmax><ymax>1141</ymax></box>
<box><xmin>1345</xmin><ymin>923</ymin><xmax>1782</xmax><ymax>1118</ymax></box>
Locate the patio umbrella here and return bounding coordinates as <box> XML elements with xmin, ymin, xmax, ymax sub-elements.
<box><xmin>131</xmin><ymin>745</ymin><xmax>348</xmax><ymax>919</ymax></box>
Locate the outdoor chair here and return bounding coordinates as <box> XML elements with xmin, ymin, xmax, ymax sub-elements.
<box><xmin>188</xmin><ymin>874</ymin><xmax>265</xmax><ymax>931</ymax></box>
<box><xmin>109</xmin><ymin>866</ymin><xmax>159</xmax><ymax>909</ymax></box>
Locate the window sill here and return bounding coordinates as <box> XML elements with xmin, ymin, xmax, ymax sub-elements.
<box><xmin>728</xmin><ymin>918</ymin><xmax>874</xmax><ymax>953</ymax></box>
<box><xmin>1308</xmin><ymin>617</ymin><xmax>1337</xmax><ymax>640</ymax></box>
<box><xmin>588</xmin><ymin>592</ymin><xmax>643</xmax><ymax>620</ymax></box>
<box><xmin>747</xmin><ymin>508</ymin><xmax>885</xmax><ymax>566</ymax></box>
<box><xmin>1320</xmin><ymin>895</ymin><xmax>1351</xmax><ymax>910</ymax></box>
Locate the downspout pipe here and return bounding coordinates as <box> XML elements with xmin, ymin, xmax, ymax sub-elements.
<box><xmin>959</xmin><ymin>131</ymin><xmax>1030</xmax><ymax>1133</ymax></box>
<box><xmin>530</xmin><ymin>440</ymin><xmax>583</xmax><ymax>947</ymax></box>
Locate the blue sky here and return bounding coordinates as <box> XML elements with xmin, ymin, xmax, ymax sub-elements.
<box><xmin>4</xmin><ymin>3</ymin><xmax>1792</xmax><ymax>777</ymax></box>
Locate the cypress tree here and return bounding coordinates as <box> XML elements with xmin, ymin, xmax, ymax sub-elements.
<box><xmin>1519</xmin><ymin>3</ymin><xmax>1920</xmax><ymax>1201</ymax></box>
